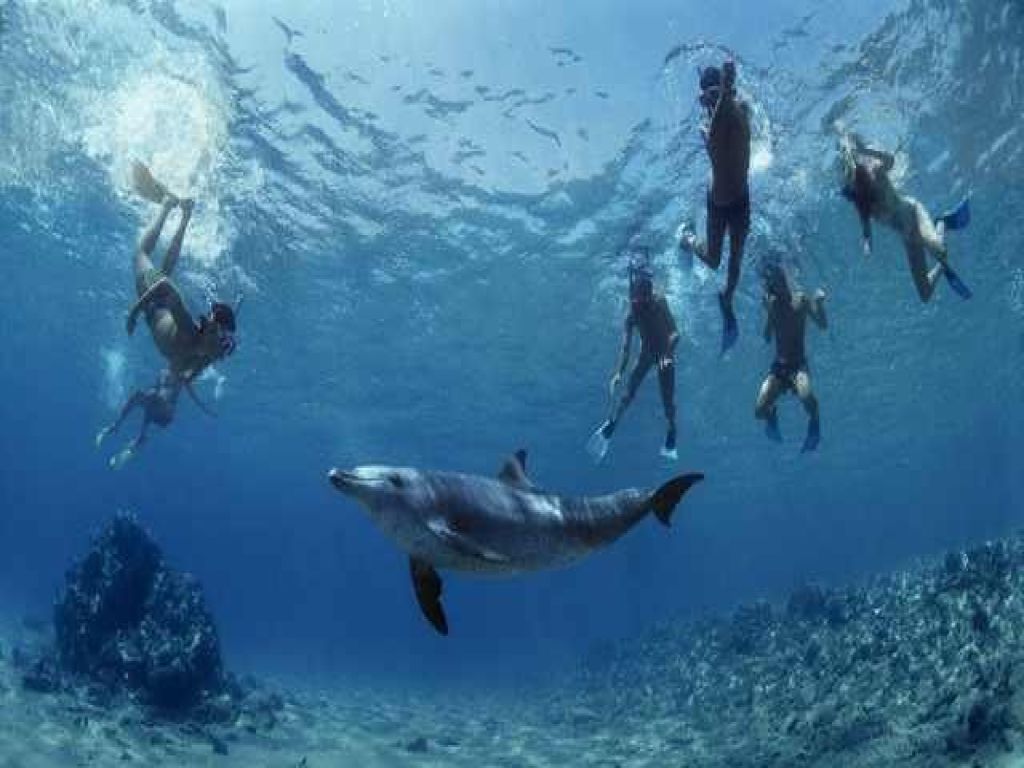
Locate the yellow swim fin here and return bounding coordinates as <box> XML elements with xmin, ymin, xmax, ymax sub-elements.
<box><xmin>130</xmin><ymin>161</ymin><xmax>172</xmax><ymax>204</ymax></box>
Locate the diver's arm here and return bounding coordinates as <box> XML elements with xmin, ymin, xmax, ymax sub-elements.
<box><xmin>609</xmin><ymin>321</ymin><xmax>634</xmax><ymax>393</ymax></box>
<box><xmin>184</xmin><ymin>380</ymin><xmax>217</xmax><ymax>418</ymax></box>
<box><xmin>808</xmin><ymin>290</ymin><xmax>828</xmax><ymax>330</ymax></box>
<box><xmin>708</xmin><ymin>60</ymin><xmax>739</xmax><ymax>139</ymax></box>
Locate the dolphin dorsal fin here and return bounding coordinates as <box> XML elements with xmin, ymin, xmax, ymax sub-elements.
<box><xmin>497</xmin><ymin>449</ymin><xmax>533</xmax><ymax>489</ymax></box>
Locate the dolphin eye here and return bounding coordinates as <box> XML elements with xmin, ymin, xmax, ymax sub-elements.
<box><xmin>390</xmin><ymin>474</ymin><xmax>405</xmax><ymax>488</ymax></box>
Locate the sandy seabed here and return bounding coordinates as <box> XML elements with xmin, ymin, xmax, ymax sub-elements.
<box><xmin>7</xmin><ymin>535</ymin><xmax>1024</xmax><ymax>767</ymax></box>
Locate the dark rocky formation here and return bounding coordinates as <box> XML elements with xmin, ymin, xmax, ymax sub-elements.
<box><xmin>48</xmin><ymin>513</ymin><xmax>225</xmax><ymax>714</ymax></box>
<box><xmin>562</xmin><ymin>537</ymin><xmax>1024</xmax><ymax>768</ymax></box>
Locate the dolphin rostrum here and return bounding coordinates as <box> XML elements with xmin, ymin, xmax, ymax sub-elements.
<box><xmin>328</xmin><ymin>450</ymin><xmax>704</xmax><ymax>635</ymax></box>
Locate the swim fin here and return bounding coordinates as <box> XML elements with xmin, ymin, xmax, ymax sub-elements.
<box><xmin>943</xmin><ymin>265</ymin><xmax>972</xmax><ymax>300</ymax></box>
<box><xmin>660</xmin><ymin>427</ymin><xmax>678</xmax><ymax>461</ymax></box>
<box><xmin>586</xmin><ymin>421</ymin><xmax>613</xmax><ymax>463</ymax></box>
<box><xmin>131</xmin><ymin>161</ymin><xmax>173</xmax><ymax>204</ymax></box>
<box><xmin>764</xmin><ymin>409</ymin><xmax>782</xmax><ymax>443</ymax></box>
<box><xmin>935</xmin><ymin>195</ymin><xmax>970</xmax><ymax>231</ymax></box>
<box><xmin>108</xmin><ymin>447</ymin><xmax>136</xmax><ymax>470</ymax></box>
<box><xmin>719</xmin><ymin>293</ymin><xmax>738</xmax><ymax>354</ymax></box>
<box><xmin>801</xmin><ymin>419</ymin><xmax>820</xmax><ymax>453</ymax></box>
<box><xmin>95</xmin><ymin>427</ymin><xmax>111</xmax><ymax>448</ymax></box>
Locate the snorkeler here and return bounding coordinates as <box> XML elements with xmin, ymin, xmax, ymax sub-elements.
<box><xmin>754</xmin><ymin>264</ymin><xmax>826</xmax><ymax>452</ymax></box>
<box><xmin>126</xmin><ymin>162</ymin><xmax>238</xmax><ymax>382</ymax></box>
<box><xmin>95</xmin><ymin>369</ymin><xmax>215</xmax><ymax>469</ymax></box>
<box><xmin>588</xmin><ymin>261</ymin><xmax>680</xmax><ymax>462</ymax></box>
<box><xmin>678</xmin><ymin>59</ymin><xmax>752</xmax><ymax>352</ymax></box>
<box><xmin>838</xmin><ymin>132</ymin><xmax>972</xmax><ymax>302</ymax></box>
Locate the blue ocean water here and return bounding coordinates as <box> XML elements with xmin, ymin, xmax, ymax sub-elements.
<box><xmin>0</xmin><ymin>0</ymin><xmax>1021</xmax><ymax>699</ymax></box>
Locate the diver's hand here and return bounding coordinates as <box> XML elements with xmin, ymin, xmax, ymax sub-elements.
<box><xmin>608</xmin><ymin>373</ymin><xmax>622</xmax><ymax>396</ymax></box>
<box><xmin>814</xmin><ymin>288</ymin><xmax>827</xmax><ymax>303</ymax></box>
<box><xmin>95</xmin><ymin>426</ymin><xmax>112</xmax><ymax>448</ymax></box>
<box><xmin>862</xmin><ymin>239</ymin><xmax>872</xmax><ymax>258</ymax></box>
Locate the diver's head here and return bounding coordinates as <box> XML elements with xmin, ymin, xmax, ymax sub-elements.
<box><xmin>628</xmin><ymin>263</ymin><xmax>654</xmax><ymax>306</ymax></box>
<box><xmin>761</xmin><ymin>262</ymin><xmax>791</xmax><ymax>301</ymax></box>
<box><xmin>204</xmin><ymin>301</ymin><xmax>237</xmax><ymax>358</ymax></box>
<box><xmin>699</xmin><ymin>66</ymin><xmax>722</xmax><ymax>111</ymax></box>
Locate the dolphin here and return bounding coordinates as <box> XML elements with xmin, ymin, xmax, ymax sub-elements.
<box><xmin>328</xmin><ymin>450</ymin><xmax>704</xmax><ymax>635</ymax></box>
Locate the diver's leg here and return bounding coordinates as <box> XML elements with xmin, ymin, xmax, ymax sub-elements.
<box><xmin>905</xmin><ymin>238</ymin><xmax>941</xmax><ymax>303</ymax></box>
<box><xmin>794</xmin><ymin>371</ymin><xmax>819</xmax><ymax>423</ymax></box>
<box><xmin>911</xmin><ymin>198</ymin><xmax>947</xmax><ymax>259</ymax></box>
<box><xmin>699</xmin><ymin>192</ymin><xmax>726</xmax><ymax>270</ymax></box>
<box><xmin>609</xmin><ymin>354</ymin><xmax>654</xmax><ymax>426</ymax></box>
<box><xmin>160</xmin><ymin>199</ymin><xmax>194</xmax><ymax>277</ymax></box>
<box><xmin>723</xmin><ymin>195</ymin><xmax>750</xmax><ymax>305</ymax></box>
<box><xmin>96</xmin><ymin>391</ymin><xmax>144</xmax><ymax>447</ymax></box>
<box><xmin>657</xmin><ymin>361</ymin><xmax>677</xmax><ymax>450</ymax></box>
<box><xmin>135</xmin><ymin>199</ymin><xmax>176</xmax><ymax>296</ymax></box>
<box><xmin>795</xmin><ymin>371</ymin><xmax>821</xmax><ymax>451</ymax></box>
<box><xmin>754</xmin><ymin>374</ymin><xmax>784</xmax><ymax>420</ymax></box>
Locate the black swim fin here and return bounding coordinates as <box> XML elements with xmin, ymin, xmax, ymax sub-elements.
<box><xmin>649</xmin><ymin>473</ymin><xmax>705</xmax><ymax>527</ymax></box>
<box><xmin>719</xmin><ymin>293</ymin><xmax>738</xmax><ymax>354</ymax></box>
<box><xmin>409</xmin><ymin>558</ymin><xmax>448</xmax><ymax>636</ymax></box>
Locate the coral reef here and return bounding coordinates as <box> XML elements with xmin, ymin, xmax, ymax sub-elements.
<box><xmin>561</xmin><ymin>537</ymin><xmax>1024</xmax><ymax>767</ymax></box>
<box><xmin>51</xmin><ymin>512</ymin><xmax>224</xmax><ymax>713</ymax></box>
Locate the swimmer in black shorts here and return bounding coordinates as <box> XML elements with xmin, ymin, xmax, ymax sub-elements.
<box><xmin>678</xmin><ymin>59</ymin><xmax>752</xmax><ymax>352</ymax></box>
<box><xmin>754</xmin><ymin>264</ymin><xmax>827</xmax><ymax>452</ymax></box>
<box><xmin>587</xmin><ymin>261</ymin><xmax>680</xmax><ymax>462</ymax></box>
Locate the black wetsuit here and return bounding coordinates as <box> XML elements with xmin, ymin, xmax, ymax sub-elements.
<box><xmin>612</xmin><ymin>295</ymin><xmax>678</xmax><ymax>426</ymax></box>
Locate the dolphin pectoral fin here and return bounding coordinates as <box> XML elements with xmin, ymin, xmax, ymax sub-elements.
<box><xmin>649</xmin><ymin>473</ymin><xmax>705</xmax><ymax>527</ymax></box>
<box><xmin>427</xmin><ymin>519</ymin><xmax>510</xmax><ymax>564</ymax></box>
<box><xmin>497</xmin><ymin>449</ymin><xmax>534</xmax><ymax>490</ymax></box>
<box><xmin>410</xmin><ymin>558</ymin><xmax>449</xmax><ymax>636</ymax></box>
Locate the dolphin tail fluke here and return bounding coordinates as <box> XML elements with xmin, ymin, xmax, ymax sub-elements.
<box><xmin>650</xmin><ymin>473</ymin><xmax>704</xmax><ymax>527</ymax></box>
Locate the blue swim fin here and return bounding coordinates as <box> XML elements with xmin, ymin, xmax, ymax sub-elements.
<box><xmin>801</xmin><ymin>418</ymin><xmax>820</xmax><ymax>453</ymax></box>
<box><xmin>586</xmin><ymin>420</ymin><xmax>613</xmax><ymax>463</ymax></box>
<box><xmin>719</xmin><ymin>293</ymin><xmax>738</xmax><ymax>354</ymax></box>
<box><xmin>936</xmin><ymin>195</ymin><xmax>970</xmax><ymax>231</ymax></box>
<box><xmin>944</xmin><ymin>265</ymin><xmax>972</xmax><ymax>300</ymax></box>
<box><xmin>764</xmin><ymin>409</ymin><xmax>782</xmax><ymax>443</ymax></box>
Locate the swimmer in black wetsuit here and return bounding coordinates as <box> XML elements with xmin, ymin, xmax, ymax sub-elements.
<box><xmin>95</xmin><ymin>369</ymin><xmax>215</xmax><ymax>469</ymax></box>
<box><xmin>754</xmin><ymin>264</ymin><xmax>827</xmax><ymax>452</ymax></box>
<box><xmin>678</xmin><ymin>59</ymin><xmax>752</xmax><ymax>352</ymax></box>
<box><xmin>588</xmin><ymin>263</ymin><xmax>680</xmax><ymax>462</ymax></box>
